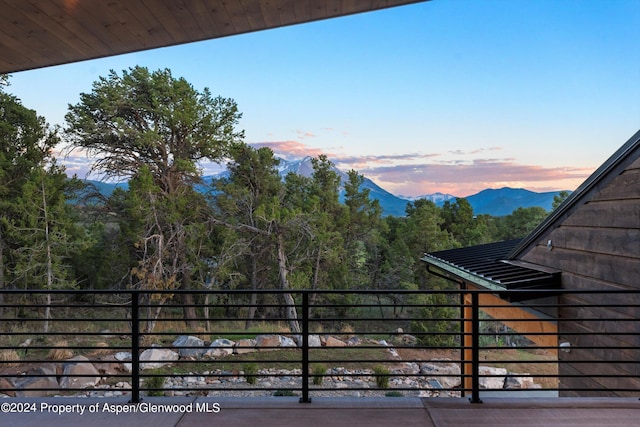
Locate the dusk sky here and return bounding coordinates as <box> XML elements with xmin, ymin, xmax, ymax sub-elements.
<box><xmin>6</xmin><ymin>0</ymin><xmax>640</xmax><ymax>197</ymax></box>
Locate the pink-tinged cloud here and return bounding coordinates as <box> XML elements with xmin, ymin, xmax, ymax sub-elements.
<box><xmin>250</xmin><ymin>141</ymin><xmax>443</xmax><ymax>168</ymax></box>
<box><xmin>250</xmin><ymin>141</ymin><xmax>331</xmax><ymax>160</ymax></box>
<box><xmin>296</xmin><ymin>129</ymin><xmax>316</xmax><ymax>139</ymax></box>
<box><xmin>60</xmin><ymin>138</ymin><xmax>594</xmax><ymax>196</ymax></box>
<box><xmin>334</xmin><ymin>153</ymin><xmax>441</xmax><ymax>170</ymax></box>
<box><xmin>245</xmin><ymin>141</ymin><xmax>587</xmax><ymax>195</ymax></box>
<box><xmin>449</xmin><ymin>147</ymin><xmax>503</xmax><ymax>155</ymax></box>
<box><xmin>361</xmin><ymin>160</ymin><xmax>594</xmax><ymax>197</ymax></box>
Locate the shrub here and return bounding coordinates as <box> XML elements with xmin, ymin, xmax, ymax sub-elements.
<box><xmin>312</xmin><ymin>364</ymin><xmax>326</xmax><ymax>386</ymax></box>
<box><xmin>339</xmin><ymin>323</ymin><xmax>354</xmax><ymax>335</ymax></box>
<box><xmin>373</xmin><ymin>365</ymin><xmax>390</xmax><ymax>389</ymax></box>
<box><xmin>47</xmin><ymin>340</ymin><xmax>73</xmax><ymax>360</ymax></box>
<box><xmin>409</xmin><ymin>293</ymin><xmax>459</xmax><ymax>348</ymax></box>
<box><xmin>145</xmin><ymin>375</ymin><xmax>165</xmax><ymax>396</ymax></box>
<box><xmin>385</xmin><ymin>391</ymin><xmax>404</xmax><ymax>397</ymax></box>
<box><xmin>243</xmin><ymin>363</ymin><xmax>258</xmax><ymax>385</ymax></box>
<box><xmin>0</xmin><ymin>349</ymin><xmax>20</xmax><ymax>367</ymax></box>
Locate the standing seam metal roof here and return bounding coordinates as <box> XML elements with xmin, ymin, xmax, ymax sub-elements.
<box><xmin>422</xmin><ymin>239</ymin><xmax>561</xmax><ymax>293</ymax></box>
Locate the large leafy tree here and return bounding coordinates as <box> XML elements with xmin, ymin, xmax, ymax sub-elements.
<box><xmin>64</xmin><ymin>66</ymin><xmax>244</xmax><ymax>325</ymax></box>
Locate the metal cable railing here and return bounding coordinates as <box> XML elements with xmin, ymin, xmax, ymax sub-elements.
<box><xmin>0</xmin><ymin>288</ymin><xmax>638</xmax><ymax>403</ymax></box>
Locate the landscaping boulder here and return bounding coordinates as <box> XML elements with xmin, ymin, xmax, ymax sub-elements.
<box><xmin>13</xmin><ymin>365</ymin><xmax>59</xmax><ymax>397</ymax></box>
<box><xmin>0</xmin><ymin>377</ymin><xmax>15</xmax><ymax>397</ymax></box>
<box><xmin>114</xmin><ymin>351</ymin><xmax>132</xmax><ymax>372</ymax></box>
<box><xmin>140</xmin><ymin>348</ymin><xmax>179</xmax><ymax>370</ymax></box>
<box><xmin>205</xmin><ymin>339</ymin><xmax>235</xmax><ymax>358</ymax></box>
<box><xmin>504</xmin><ymin>373</ymin><xmax>536</xmax><ymax>389</ymax></box>
<box><xmin>255</xmin><ymin>334</ymin><xmax>281</xmax><ymax>350</ymax></box>
<box><xmin>234</xmin><ymin>339</ymin><xmax>257</xmax><ymax>354</ymax></box>
<box><xmin>308</xmin><ymin>335</ymin><xmax>322</xmax><ymax>347</ymax></box>
<box><xmin>254</xmin><ymin>334</ymin><xmax>298</xmax><ymax>350</ymax></box>
<box><xmin>420</xmin><ymin>359</ymin><xmax>461</xmax><ymax>389</ymax></box>
<box><xmin>324</xmin><ymin>336</ymin><xmax>347</xmax><ymax>347</ymax></box>
<box><xmin>114</xmin><ymin>351</ymin><xmax>132</xmax><ymax>361</ymax></box>
<box><xmin>479</xmin><ymin>366</ymin><xmax>508</xmax><ymax>389</ymax></box>
<box><xmin>346</xmin><ymin>336</ymin><xmax>362</xmax><ymax>346</ymax></box>
<box><xmin>279</xmin><ymin>336</ymin><xmax>297</xmax><ymax>347</ymax></box>
<box><xmin>59</xmin><ymin>355</ymin><xmax>101</xmax><ymax>389</ymax></box>
<box><xmin>172</xmin><ymin>335</ymin><xmax>206</xmax><ymax>358</ymax></box>
<box><xmin>93</xmin><ymin>354</ymin><xmax>127</xmax><ymax>376</ymax></box>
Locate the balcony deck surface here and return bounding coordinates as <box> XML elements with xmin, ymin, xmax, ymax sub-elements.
<box><xmin>3</xmin><ymin>396</ymin><xmax>639</xmax><ymax>427</ymax></box>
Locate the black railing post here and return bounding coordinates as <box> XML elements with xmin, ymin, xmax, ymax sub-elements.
<box><xmin>130</xmin><ymin>291</ymin><xmax>141</xmax><ymax>403</ymax></box>
<box><xmin>469</xmin><ymin>291</ymin><xmax>482</xmax><ymax>404</ymax></box>
<box><xmin>460</xmin><ymin>290</ymin><xmax>466</xmax><ymax>398</ymax></box>
<box><xmin>300</xmin><ymin>291</ymin><xmax>311</xmax><ymax>403</ymax></box>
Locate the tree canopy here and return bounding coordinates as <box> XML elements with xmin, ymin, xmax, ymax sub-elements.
<box><xmin>64</xmin><ymin>66</ymin><xmax>244</xmax><ymax>190</ymax></box>
<box><xmin>64</xmin><ymin>66</ymin><xmax>245</xmax><ymax>327</ymax></box>
<box><xmin>0</xmin><ymin>68</ymin><xmax>558</xmax><ymax>336</ymax></box>
<box><xmin>0</xmin><ymin>77</ymin><xmax>80</xmax><ymax>327</ymax></box>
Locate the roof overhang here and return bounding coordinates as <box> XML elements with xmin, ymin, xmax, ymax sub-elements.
<box><xmin>422</xmin><ymin>239</ymin><xmax>561</xmax><ymax>301</ymax></box>
<box><xmin>0</xmin><ymin>0</ymin><xmax>429</xmax><ymax>74</ymax></box>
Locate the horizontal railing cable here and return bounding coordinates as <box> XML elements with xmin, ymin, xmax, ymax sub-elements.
<box><xmin>0</xmin><ymin>288</ymin><xmax>638</xmax><ymax>402</ymax></box>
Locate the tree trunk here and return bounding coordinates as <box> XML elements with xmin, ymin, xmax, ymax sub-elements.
<box><xmin>178</xmin><ymin>248</ymin><xmax>198</xmax><ymax>329</ymax></box>
<box><xmin>310</xmin><ymin>247</ymin><xmax>322</xmax><ymax>304</ymax></box>
<box><xmin>42</xmin><ymin>179</ymin><xmax>52</xmax><ymax>334</ymax></box>
<box><xmin>181</xmin><ymin>278</ymin><xmax>198</xmax><ymax>329</ymax></box>
<box><xmin>245</xmin><ymin>257</ymin><xmax>258</xmax><ymax>330</ymax></box>
<box><xmin>144</xmin><ymin>302</ymin><xmax>164</xmax><ymax>334</ymax></box>
<box><xmin>276</xmin><ymin>232</ymin><xmax>301</xmax><ymax>335</ymax></box>
<box><xmin>204</xmin><ymin>292</ymin><xmax>211</xmax><ymax>332</ymax></box>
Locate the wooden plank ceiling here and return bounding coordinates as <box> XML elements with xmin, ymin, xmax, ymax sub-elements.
<box><xmin>0</xmin><ymin>0</ymin><xmax>427</xmax><ymax>74</ymax></box>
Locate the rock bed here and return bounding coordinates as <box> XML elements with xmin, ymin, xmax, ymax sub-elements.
<box><xmin>82</xmin><ymin>366</ymin><xmax>462</xmax><ymax>399</ymax></box>
<box><xmin>1</xmin><ymin>334</ymin><xmax>540</xmax><ymax>398</ymax></box>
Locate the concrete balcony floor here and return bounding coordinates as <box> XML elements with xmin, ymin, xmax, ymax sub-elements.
<box><xmin>3</xmin><ymin>396</ymin><xmax>639</xmax><ymax>427</ymax></box>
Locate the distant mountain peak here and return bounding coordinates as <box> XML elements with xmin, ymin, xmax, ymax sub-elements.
<box><xmin>87</xmin><ymin>155</ymin><xmax>569</xmax><ymax>217</ymax></box>
<box><xmin>398</xmin><ymin>192</ymin><xmax>457</xmax><ymax>204</ymax></box>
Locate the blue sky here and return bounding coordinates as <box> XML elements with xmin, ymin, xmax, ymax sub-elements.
<box><xmin>6</xmin><ymin>0</ymin><xmax>640</xmax><ymax>197</ymax></box>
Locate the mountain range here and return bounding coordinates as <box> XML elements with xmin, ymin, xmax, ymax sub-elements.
<box><xmin>83</xmin><ymin>156</ymin><xmax>567</xmax><ymax>217</ymax></box>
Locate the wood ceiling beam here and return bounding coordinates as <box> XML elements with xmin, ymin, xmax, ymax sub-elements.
<box><xmin>0</xmin><ymin>0</ymin><xmax>429</xmax><ymax>74</ymax></box>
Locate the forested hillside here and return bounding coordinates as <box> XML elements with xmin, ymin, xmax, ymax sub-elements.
<box><xmin>0</xmin><ymin>69</ymin><xmax>568</xmax><ymax>331</ymax></box>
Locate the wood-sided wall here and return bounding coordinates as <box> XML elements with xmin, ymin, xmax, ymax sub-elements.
<box><xmin>521</xmin><ymin>156</ymin><xmax>640</xmax><ymax>396</ymax></box>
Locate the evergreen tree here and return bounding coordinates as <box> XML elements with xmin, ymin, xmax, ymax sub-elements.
<box><xmin>0</xmin><ymin>80</ymin><xmax>79</xmax><ymax>325</ymax></box>
<box><xmin>64</xmin><ymin>66</ymin><xmax>243</xmax><ymax>326</ymax></box>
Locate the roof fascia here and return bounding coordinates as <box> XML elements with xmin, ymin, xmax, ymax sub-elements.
<box><xmin>421</xmin><ymin>254</ymin><xmax>508</xmax><ymax>292</ymax></box>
